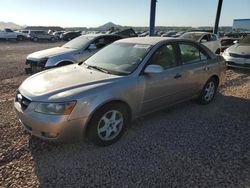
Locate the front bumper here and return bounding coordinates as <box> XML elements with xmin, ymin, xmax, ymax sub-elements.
<box><xmin>25</xmin><ymin>58</ymin><xmax>48</xmax><ymax>74</ymax></box>
<box><xmin>223</xmin><ymin>55</ymin><xmax>250</xmax><ymax>69</ymax></box>
<box><xmin>14</xmin><ymin>101</ymin><xmax>88</xmax><ymax>141</ymax></box>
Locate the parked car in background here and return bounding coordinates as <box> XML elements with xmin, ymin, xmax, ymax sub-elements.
<box><xmin>53</xmin><ymin>31</ymin><xmax>65</xmax><ymax>40</ymax></box>
<box><xmin>172</xmin><ymin>31</ymin><xmax>185</xmax><ymax>38</ymax></box>
<box><xmin>220</xmin><ymin>37</ymin><xmax>239</xmax><ymax>52</ymax></box>
<box><xmin>113</xmin><ymin>28</ymin><xmax>138</xmax><ymax>38</ymax></box>
<box><xmin>19</xmin><ymin>30</ymin><xmax>30</xmax><ymax>37</ymax></box>
<box><xmin>0</xmin><ymin>28</ymin><xmax>27</xmax><ymax>41</ymax></box>
<box><xmin>139</xmin><ymin>31</ymin><xmax>149</xmax><ymax>37</ymax></box>
<box><xmin>28</xmin><ymin>30</ymin><xmax>56</xmax><ymax>42</ymax></box>
<box><xmin>180</xmin><ymin>32</ymin><xmax>221</xmax><ymax>54</ymax></box>
<box><xmin>16</xmin><ymin>37</ymin><xmax>226</xmax><ymax>145</ymax></box>
<box><xmin>223</xmin><ymin>34</ymin><xmax>250</xmax><ymax>69</ymax></box>
<box><xmin>224</xmin><ymin>32</ymin><xmax>247</xmax><ymax>38</ymax></box>
<box><xmin>61</xmin><ymin>31</ymin><xmax>81</xmax><ymax>41</ymax></box>
<box><xmin>25</xmin><ymin>34</ymin><xmax>123</xmax><ymax>73</ymax></box>
<box><xmin>161</xmin><ymin>31</ymin><xmax>177</xmax><ymax>37</ymax></box>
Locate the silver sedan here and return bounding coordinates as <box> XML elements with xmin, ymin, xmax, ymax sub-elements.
<box><xmin>15</xmin><ymin>37</ymin><xmax>226</xmax><ymax>146</ymax></box>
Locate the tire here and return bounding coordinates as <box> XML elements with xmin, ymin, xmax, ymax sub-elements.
<box><xmin>67</xmin><ymin>37</ymin><xmax>71</xmax><ymax>41</ymax></box>
<box><xmin>17</xmin><ymin>36</ymin><xmax>24</xmax><ymax>41</ymax></box>
<box><xmin>33</xmin><ymin>37</ymin><xmax>38</xmax><ymax>42</ymax></box>
<box><xmin>87</xmin><ymin>103</ymin><xmax>129</xmax><ymax>146</ymax></box>
<box><xmin>197</xmin><ymin>78</ymin><xmax>218</xmax><ymax>105</ymax></box>
<box><xmin>51</xmin><ymin>37</ymin><xmax>55</xmax><ymax>42</ymax></box>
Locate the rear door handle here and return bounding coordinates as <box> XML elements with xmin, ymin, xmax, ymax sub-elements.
<box><xmin>174</xmin><ymin>73</ymin><xmax>182</xmax><ymax>79</ymax></box>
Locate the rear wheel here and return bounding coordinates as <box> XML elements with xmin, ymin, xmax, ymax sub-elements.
<box><xmin>197</xmin><ymin>78</ymin><xmax>218</xmax><ymax>105</ymax></box>
<box><xmin>87</xmin><ymin>103</ymin><xmax>129</xmax><ymax>146</ymax></box>
<box><xmin>50</xmin><ymin>37</ymin><xmax>56</xmax><ymax>42</ymax></box>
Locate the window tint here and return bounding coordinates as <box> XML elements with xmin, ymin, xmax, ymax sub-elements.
<box><xmin>179</xmin><ymin>43</ymin><xmax>208</xmax><ymax>64</ymax></box>
<box><xmin>93</xmin><ymin>36</ymin><xmax>121</xmax><ymax>49</ymax></box>
<box><xmin>201</xmin><ymin>34</ymin><xmax>209</xmax><ymax>42</ymax></box>
<box><xmin>5</xmin><ymin>29</ymin><xmax>13</xmax><ymax>32</ymax></box>
<box><xmin>150</xmin><ymin>44</ymin><xmax>177</xmax><ymax>69</ymax></box>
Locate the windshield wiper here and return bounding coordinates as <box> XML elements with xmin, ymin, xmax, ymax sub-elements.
<box><xmin>82</xmin><ymin>63</ymin><xmax>128</xmax><ymax>75</ymax></box>
<box><xmin>85</xmin><ymin>64</ymin><xmax>110</xmax><ymax>74</ymax></box>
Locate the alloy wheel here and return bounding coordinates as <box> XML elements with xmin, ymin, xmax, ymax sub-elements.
<box><xmin>204</xmin><ymin>81</ymin><xmax>215</xmax><ymax>102</ymax></box>
<box><xmin>97</xmin><ymin>110</ymin><xmax>124</xmax><ymax>141</ymax></box>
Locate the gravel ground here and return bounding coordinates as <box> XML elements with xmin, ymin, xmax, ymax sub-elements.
<box><xmin>0</xmin><ymin>42</ymin><xmax>250</xmax><ymax>187</ymax></box>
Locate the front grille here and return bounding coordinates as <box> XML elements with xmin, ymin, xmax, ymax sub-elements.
<box><xmin>26</xmin><ymin>59</ymin><xmax>47</xmax><ymax>68</ymax></box>
<box><xmin>16</xmin><ymin>92</ymin><xmax>31</xmax><ymax>110</ymax></box>
<box><xmin>26</xmin><ymin>59</ymin><xmax>38</xmax><ymax>65</ymax></box>
<box><xmin>229</xmin><ymin>53</ymin><xmax>250</xmax><ymax>59</ymax></box>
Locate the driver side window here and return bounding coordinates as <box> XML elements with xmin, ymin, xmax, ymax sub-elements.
<box><xmin>149</xmin><ymin>44</ymin><xmax>177</xmax><ymax>69</ymax></box>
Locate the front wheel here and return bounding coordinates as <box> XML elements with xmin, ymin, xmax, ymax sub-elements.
<box><xmin>17</xmin><ymin>36</ymin><xmax>24</xmax><ymax>41</ymax></box>
<box><xmin>87</xmin><ymin>103</ymin><xmax>129</xmax><ymax>146</ymax></box>
<box><xmin>197</xmin><ymin>78</ymin><xmax>218</xmax><ymax>105</ymax></box>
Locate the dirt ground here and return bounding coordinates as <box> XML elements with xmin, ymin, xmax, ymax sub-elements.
<box><xmin>0</xmin><ymin>41</ymin><xmax>249</xmax><ymax>187</ymax></box>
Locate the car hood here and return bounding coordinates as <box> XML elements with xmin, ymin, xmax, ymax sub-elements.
<box><xmin>19</xmin><ymin>64</ymin><xmax>123</xmax><ymax>101</ymax></box>
<box><xmin>227</xmin><ymin>44</ymin><xmax>250</xmax><ymax>54</ymax></box>
<box><xmin>27</xmin><ymin>47</ymin><xmax>76</xmax><ymax>60</ymax></box>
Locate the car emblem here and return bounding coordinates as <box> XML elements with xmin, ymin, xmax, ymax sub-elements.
<box><xmin>17</xmin><ymin>94</ymin><xmax>22</xmax><ymax>102</ymax></box>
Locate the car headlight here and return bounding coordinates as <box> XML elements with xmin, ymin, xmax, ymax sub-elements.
<box><xmin>35</xmin><ymin>101</ymin><xmax>76</xmax><ymax>115</ymax></box>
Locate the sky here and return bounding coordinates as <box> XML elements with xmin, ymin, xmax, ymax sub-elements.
<box><xmin>0</xmin><ymin>0</ymin><xmax>250</xmax><ymax>27</ymax></box>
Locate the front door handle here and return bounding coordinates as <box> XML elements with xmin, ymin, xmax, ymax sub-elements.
<box><xmin>174</xmin><ymin>73</ymin><xmax>182</xmax><ymax>79</ymax></box>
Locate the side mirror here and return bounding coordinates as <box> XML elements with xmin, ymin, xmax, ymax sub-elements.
<box><xmin>144</xmin><ymin>64</ymin><xmax>164</xmax><ymax>74</ymax></box>
<box><xmin>88</xmin><ymin>43</ymin><xmax>97</xmax><ymax>50</ymax></box>
<box><xmin>200</xmin><ymin>39</ymin><xmax>207</xmax><ymax>43</ymax></box>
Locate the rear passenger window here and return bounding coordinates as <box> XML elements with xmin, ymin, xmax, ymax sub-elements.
<box><xmin>150</xmin><ymin>44</ymin><xmax>177</xmax><ymax>69</ymax></box>
<box><xmin>179</xmin><ymin>44</ymin><xmax>208</xmax><ymax>64</ymax></box>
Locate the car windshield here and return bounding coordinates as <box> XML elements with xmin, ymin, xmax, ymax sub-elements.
<box><xmin>239</xmin><ymin>35</ymin><xmax>250</xmax><ymax>44</ymax></box>
<box><xmin>63</xmin><ymin>35</ymin><xmax>94</xmax><ymax>49</ymax></box>
<box><xmin>180</xmin><ymin>32</ymin><xmax>203</xmax><ymax>41</ymax></box>
<box><xmin>83</xmin><ymin>42</ymin><xmax>152</xmax><ymax>75</ymax></box>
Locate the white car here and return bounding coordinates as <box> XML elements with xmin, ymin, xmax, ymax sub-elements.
<box><xmin>223</xmin><ymin>35</ymin><xmax>250</xmax><ymax>69</ymax></box>
<box><xmin>180</xmin><ymin>32</ymin><xmax>221</xmax><ymax>54</ymax></box>
<box><xmin>0</xmin><ymin>28</ymin><xmax>27</xmax><ymax>41</ymax></box>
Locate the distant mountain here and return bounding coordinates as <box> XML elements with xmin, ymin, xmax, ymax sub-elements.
<box><xmin>0</xmin><ymin>21</ymin><xmax>23</xmax><ymax>30</ymax></box>
<box><xmin>97</xmin><ymin>22</ymin><xmax>123</xmax><ymax>30</ymax></box>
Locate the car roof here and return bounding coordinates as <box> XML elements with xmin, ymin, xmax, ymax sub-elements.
<box><xmin>116</xmin><ymin>37</ymin><xmax>185</xmax><ymax>45</ymax></box>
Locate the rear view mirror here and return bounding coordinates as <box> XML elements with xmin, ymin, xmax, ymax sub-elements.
<box><xmin>88</xmin><ymin>43</ymin><xmax>97</xmax><ymax>50</ymax></box>
<box><xmin>144</xmin><ymin>64</ymin><xmax>164</xmax><ymax>74</ymax></box>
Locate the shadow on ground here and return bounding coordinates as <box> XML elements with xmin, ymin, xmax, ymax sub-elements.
<box><xmin>29</xmin><ymin>93</ymin><xmax>250</xmax><ymax>187</ymax></box>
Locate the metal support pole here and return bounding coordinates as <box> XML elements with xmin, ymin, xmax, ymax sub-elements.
<box><xmin>213</xmin><ymin>0</ymin><xmax>223</xmax><ymax>34</ymax></box>
<box><xmin>149</xmin><ymin>0</ymin><xmax>157</xmax><ymax>36</ymax></box>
